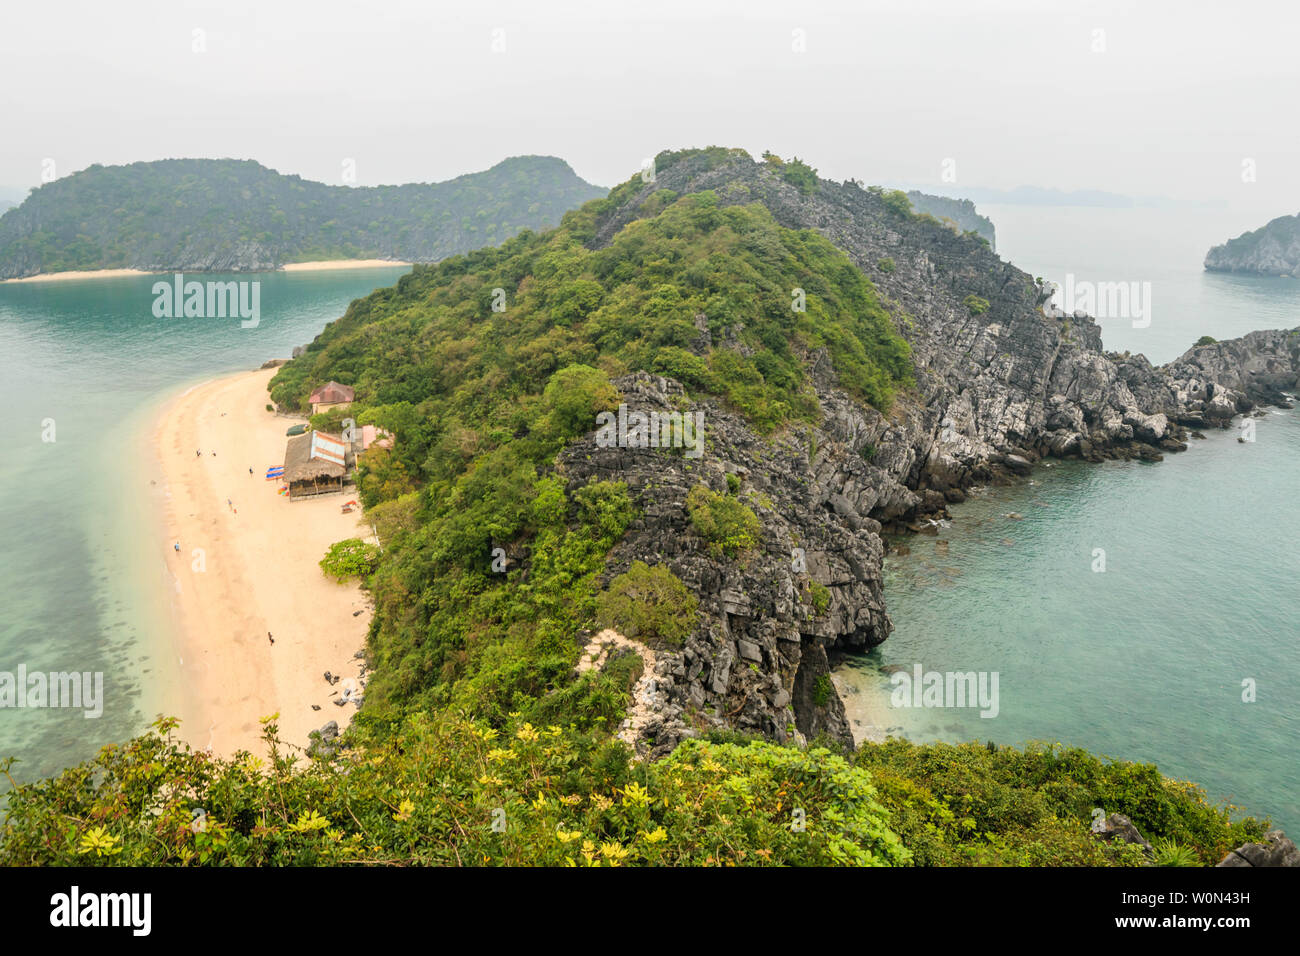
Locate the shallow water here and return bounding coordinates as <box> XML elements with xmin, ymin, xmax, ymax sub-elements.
<box><xmin>838</xmin><ymin>205</ymin><xmax>1300</xmax><ymax>831</ymax></box>
<box><xmin>0</xmin><ymin>267</ymin><xmax>408</xmax><ymax>783</ymax></box>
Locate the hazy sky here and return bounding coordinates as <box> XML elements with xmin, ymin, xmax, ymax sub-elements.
<box><xmin>2</xmin><ymin>0</ymin><xmax>1297</xmax><ymax>219</ymax></box>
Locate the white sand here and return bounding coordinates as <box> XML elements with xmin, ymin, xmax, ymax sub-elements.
<box><xmin>152</xmin><ymin>368</ymin><xmax>372</xmax><ymax>756</ymax></box>
<box><xmin>281</xmin><ymin>259</ymin><xmax>411</xmax><ymax>271</ymax></box>
<box><xmin>2</xmin><ymin>260</ymin><xmax>410</xmax><ymax>283</ymax></box>
<box><xmin>1</xmin><ymin>268</ymin><xmax>156</xmax><ymax>283</ymax></box>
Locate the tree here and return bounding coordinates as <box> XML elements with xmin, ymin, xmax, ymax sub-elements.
<box><xmin>596</xmin><ymin>561</ymin><xmax>698</xmax><ymax>646</ymax></box>
<box><xmin>319</xmin><ymin>538</ymin><xmax>380</xmax><ymax>583</ymax></box>
<box><xmin>541</xmin><ymin>364</ymin><xmax>619</xmax><ymax>439</ymax></box>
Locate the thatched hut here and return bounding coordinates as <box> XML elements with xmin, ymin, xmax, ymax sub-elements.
<box><xmin>283</xmin><ymin>431</ymin><xmax>348</xmax><ymax>501</ymax></box>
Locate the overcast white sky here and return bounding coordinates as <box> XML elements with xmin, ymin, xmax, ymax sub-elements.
<box><xmin>2</xmin><ymin>0</ymin><xmax>1297</xmax><ymax>216</ymax></box>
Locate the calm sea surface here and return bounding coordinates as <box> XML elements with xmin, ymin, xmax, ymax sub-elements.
<box><xmin>0</xmin><ymin>267</ymin><xmax>409</xmax><ymax>784</ymax></box>
<box><xmin>839</xmin><ymin>205</ymin><xmax>1300</xmax><ymax>832</ymax></box>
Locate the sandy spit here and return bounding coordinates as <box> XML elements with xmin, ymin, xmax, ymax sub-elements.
<box><xmin>2</xmin><ymin>260</ymin><xmax>411</xmax><ymax>283</ymax></box>
<box><xmin>151</xmin><ymin>367</ymin><xmax>371</xmax><ymax>756</ymax></box>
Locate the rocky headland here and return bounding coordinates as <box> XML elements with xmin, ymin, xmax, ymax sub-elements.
<box><xmin>1205</xmin><ymin>212</ymin><xmax>1300</xmax><ymax>277</ymax></box>
<box><xmin>572</xmin><ymin>149</ymin><xmax>1300</xmax><ymax>757</ymax></box>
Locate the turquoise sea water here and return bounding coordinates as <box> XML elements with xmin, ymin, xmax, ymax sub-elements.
<box><xmin>0</xmin><ymin>267</ymin><xmax>409</xmax><ymax>784</ymax></box>
<box><xmin>839</xmin><ymin>205</ymin><xmax>1300</xmax><ymax>833</ymax></box>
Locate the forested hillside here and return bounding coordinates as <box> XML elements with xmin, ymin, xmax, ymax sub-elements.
<box><xmin>0</xmin><ymin>156</ymin><xmax>605</xmax><ymax>278</ymax></box>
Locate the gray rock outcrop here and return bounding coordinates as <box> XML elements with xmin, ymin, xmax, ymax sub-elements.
<box><xmin>570</xmin><ymin>150</ymin><xmax>1300</xmax><ymax>756</ymax></box>
<box><xmin>1205</xmin><ymin>213</ymin><xmax>1300</xmax><ymax>277</ymax></box>
<box><xmin>1216</xmin><ymin>829</ymin><xmax>1300</xmax><ymax>867</ymax></box>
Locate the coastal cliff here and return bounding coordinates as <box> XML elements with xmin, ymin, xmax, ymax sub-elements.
<box><xmin>568</xmin><ymin>149</ymin><xmax>1300</xmax><ymax>753</ymax></box>
<box><xmin>1205</xmin><ymin>212</ymin><xmax>1300</xmax><ymax>277</ymax></box>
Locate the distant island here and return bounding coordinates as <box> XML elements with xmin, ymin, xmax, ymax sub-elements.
<box><xmin>1205</xmin><ymin>213</ymin><xmax>1300</xmax><ymax>277</ymax></box>
<box><xmin>896</xmin><ymin>183</ymin><xmax>1220</xmax><ymax>210</ymax></box>
<box><xmin>0</xmin><ymin>156</ymin><xmax>606</xmax><ymax>279</ymax></box>
<box><xmin>906</xmin><ymin>192</ymin><xmax>996</xmax><ymax>249</ymax></box>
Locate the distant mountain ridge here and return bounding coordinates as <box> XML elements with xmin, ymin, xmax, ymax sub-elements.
<box><xmin>1205</xmin><ymin>213</ymin><xmax>1300</xmax><ymax>277</ymax></box>
<box><xmin>0</xmin><ymin>157</ymin><xmax>607</xmax><ymax>279</ymax></box>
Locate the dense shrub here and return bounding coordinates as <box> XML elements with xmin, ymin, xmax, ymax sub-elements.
<box><xmin>595</xmin><ymin>561</ymin><xmax>698</xmax><ymax>647</ymax></box>
<box><xmin>319</xmin><ymin>538</ymin><xmax>379</xmax><ymax>583</ymax></box>
<box><xmin>0</xmin><ymin>715</ymin><xmax>909</xmax><ymax>867</ymax></box>
<box><xmin>686</xmin><ymin>484</ymin><xmax>761</xmax><ymax>558</ymax></box>
<box><xmin>881</xmin><ymin>190</ymin><xmax>914</xmax><ymax>217</ymax></box>
<box><xmin>780</xmin><ymin>157</ymin><xmax>819</xmax><ymax>194</ymax></box>
<box><xmin>853</xmin><ymin>739</ymin><xmax>1266</xmax><ymax>866</ymax></box>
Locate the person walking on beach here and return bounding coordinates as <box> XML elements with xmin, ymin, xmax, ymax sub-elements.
<box><xmin>195</xmin><ymin>449</ymin><xmax>201</xmax><ymax>457</ymax></box>
<box><xmin>174</xmin><ymin>542</ymin><xmax>180</xmax><ymax>552</ymax></box>
<box><xmin>268</xmin><ymin>631</ymin><xmax>274</xmax><ymax>646</ymax></box>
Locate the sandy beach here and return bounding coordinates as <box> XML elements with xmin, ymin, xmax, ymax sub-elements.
<box><xmin>1</xmin><ymin>268</ymin><xmax>156</xmax><ymax>283</ymax></box>
<box><xmin>2</xmin><ymin>260</ymin><xmax>410</xmax><ymax>283</ymax></box>
<box><xmin>281</xmin><ymin>259</ymin><xmax>411</xmax><ymax>271</ymax></box>
<box><xmin>151</xmin><ymin>367</ymin><xmax>371</xmax><ymax>756</ymax></box>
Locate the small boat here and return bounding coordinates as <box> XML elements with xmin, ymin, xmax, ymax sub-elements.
<box><xmin>285</xmin><ymin>424</ymin><xmax>309</xmax><ymax>436</ymax></box>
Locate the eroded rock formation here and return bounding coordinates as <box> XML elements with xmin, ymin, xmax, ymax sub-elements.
<box><xmin>568</xmin><ymin>151</ymin><xmax>1300</xmax><ymax>756</ymax></box>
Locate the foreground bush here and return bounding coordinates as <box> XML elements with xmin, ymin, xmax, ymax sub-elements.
<box><xmin>0</xmin><ymin>715</ymin><xmax>907</xmax><ymax>867</ymax></box>
<box><xmin>854</xmin><ymin>738</ymin><xmax>1267</xmax><ymax>866</ymax></box>
<box><xmin>4</xmin><ymin>714</ymin><xmax>1263</xmax><ymax>867</ymax></box>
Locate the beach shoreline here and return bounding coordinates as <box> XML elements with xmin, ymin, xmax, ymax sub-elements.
<box><xmin>281</xmin><ymin>259</ymin><xmax>411</xmax><ymax>272</ymax></box>
<box><xmin>2</xmin><ymin>259</ymin><xmax>412</xmax><ymax>284</ymax></box>
<box><xmin>149</xmin><ymin>367</ymin><xmax>371</xmax><ymax>757</ymax></box>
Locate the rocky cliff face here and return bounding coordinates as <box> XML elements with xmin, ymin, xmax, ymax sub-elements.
<box><xmin>1205</xmin><ymin>213</ymin><xmax>1300</xmax><ymax>277</ymax></box>
<box><xmin>577</xmin><ymin>150</ymin><xmax>1300</xmax><ymax>756</ymax></box>
<box><xmin>561</xmin><ymin>372</ymin><xmax>889</xmax><ymax>753</ymax></box>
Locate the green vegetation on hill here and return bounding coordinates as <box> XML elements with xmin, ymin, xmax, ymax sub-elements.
<box><xmin>0</xmin><ymin>150</ymin><xmax>1269</xmax><ymax>867</ymax></box>
<box><xmin>0</xmin><ymin>156</ymin><xmax>606</xmax><ymax>278</ymax></box>
<box><xmin>269</xmin><ymin>185</ymin><xmax>912</xmax><ymax>725</ymax></box>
